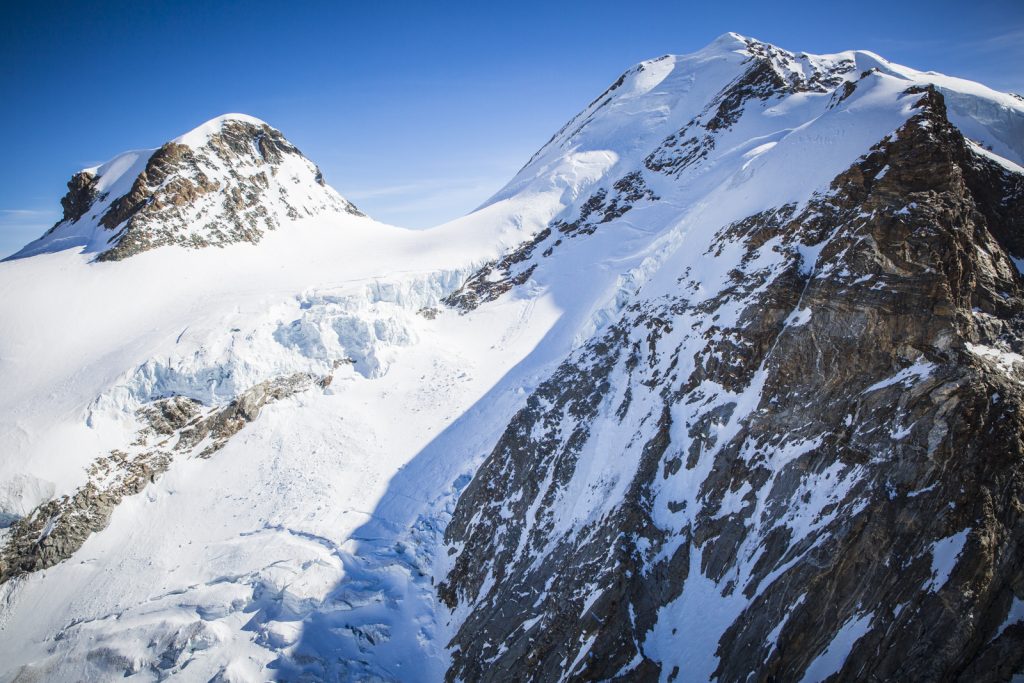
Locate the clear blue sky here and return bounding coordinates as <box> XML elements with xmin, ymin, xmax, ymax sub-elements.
<box><xmin>2</xmin><ymin>0</ymin><xmax>1022</xmax><ymax>257</ymax></box>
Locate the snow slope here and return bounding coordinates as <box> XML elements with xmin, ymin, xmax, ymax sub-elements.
<box><xmin>1</xmin><ymin>32</ymin><xmax>1022</xmax><ymax>681</ymax></box>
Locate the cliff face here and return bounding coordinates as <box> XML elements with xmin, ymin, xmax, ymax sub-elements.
<box><xmin>439</xmin><ymin>87</ymin><xmax>1024</xmax><ymax>682</ymax></box>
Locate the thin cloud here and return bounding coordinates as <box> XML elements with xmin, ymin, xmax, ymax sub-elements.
<box><xmin>0</xmin><ymin>210</ymin><xmax>58</xmax><ymax>257</ymax></box>
<box><xmin>0</xmin><ymin>209</ymin><xmax>55</xmax><ymax>216</ymax></box>
<box><xmin>870</xmin><ymin>27</ymin><xmax>1024</xmax><ymax>58</ymax></box>
<box><xmin>0</xmin><ymin>209</ymin><xmax>58</xmax><ymax>235</ymax></box>
<box><xmin>345</xmin><ymin>177</ymin><xmax>497</xmax><ymax>201</ymax></box>
<box><xmin>963</xmin><ymin>28</ymin><xmax>1024</xmax><ymax>52</ymax></box>
<box><xmin>869</xmin><ymin>37</ymin><xmax>943</xmax><ymax>50</ymax></box>
<box><xmin>347</xmin><ymin>175</ymin><xmax>508</xmax><ymax>228</ymax></box>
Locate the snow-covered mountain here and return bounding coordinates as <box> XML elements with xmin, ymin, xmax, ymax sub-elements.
<box><xmin>7</xmin><ymin>114</ymin><xmax>361</xmax><ymax>261</ymax></box>
<box><xmin>1</xmin><ymin>32</ymin><xmax>1023</xmax><ymax>682</ymax></box>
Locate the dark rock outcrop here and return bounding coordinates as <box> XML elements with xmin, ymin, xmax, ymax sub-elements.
<box><xmin>56</xmin><ymin>171</ymin><xmax>99</xmax><ymax>226</ymax></box>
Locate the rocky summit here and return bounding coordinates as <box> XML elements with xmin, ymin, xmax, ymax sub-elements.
<box><xmin>6</xmin><ymin>114</ymin><xmax>360</xmax><ymax>262</ymax></box>
<box><xmin>0</xmin><ymin>33</ymin><xmax>1022</xmax><ymax>683</ymax></box>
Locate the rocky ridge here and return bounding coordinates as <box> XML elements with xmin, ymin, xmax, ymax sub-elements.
<box><xmin>0</xmin><ymin>372</ymin><xmax>329</xmax><ymax>585</ymax></box>
<box><xmin>439</xmin><ymin>85</ymin><xmax>1024</xmax><ymax>682</ymax></box>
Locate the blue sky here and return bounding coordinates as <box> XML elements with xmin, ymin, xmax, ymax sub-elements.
<box><xmin>2</xmin><ymin>0</ymin><xmax>1022</xmax><ymax>257</ymax></box>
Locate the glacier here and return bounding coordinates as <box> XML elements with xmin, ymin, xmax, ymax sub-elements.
<box><xmin>0</xmin><ymin>32</ymin><xmax>1023</xmax><ymax>682</ymax></box>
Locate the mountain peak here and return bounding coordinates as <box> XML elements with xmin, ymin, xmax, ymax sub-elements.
<box><xmin>172</xmin><ymin>112</ymin><xmax>272</xmax><ymax>148</ymax></box>
<box><xmin>7</xmin><ymin>116</ymin><xmax>362</xmax><ymax>262</ymax></box>
<box><xmin>704</xmin><ymin>31</ymin><xmax>752</xmax><ymax>51</ymax></box>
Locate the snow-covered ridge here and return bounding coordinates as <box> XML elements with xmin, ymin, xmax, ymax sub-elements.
<box><xmin>172</xmin><ymin>113</ymin><xmax>271</xmax><ymax>148</ymax></box>
<box><xmin>484</xmin><ymin>32</ymin><xmax>1024</xmax><ymax>215</ymax></box>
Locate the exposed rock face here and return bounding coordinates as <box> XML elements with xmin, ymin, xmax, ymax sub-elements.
<box><xmin>439</xmin><ymin>88</ymin><xmax>1024</xmax><ymax>681</ymax></box>
<box><xmin>11</xmin><ymin>117</ymin><xmax>362</xmax><ymax>261</ymax></box>
<box><xmin>57</xmin><ymin>171</ymin><xmax>100</xmax><ymax>226</ymax></box>
<box><xmin>552</xmin><ymin>171</ymin><xmax>659</xmax><ymax>237</ymax></box>
<box><xmin>443</xmin><ymin>227</ymin><xmax>549</xmax><ymax>310</ymax></box>
<box><xmin>0</xmin><ymin>372</ymin><xmax>326</xmax><ymax>584</ymax></box>
<box><xmin>97</xmin><ymin>120</ymin><xmax>362</xmax><ymax>260</ymax></box>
